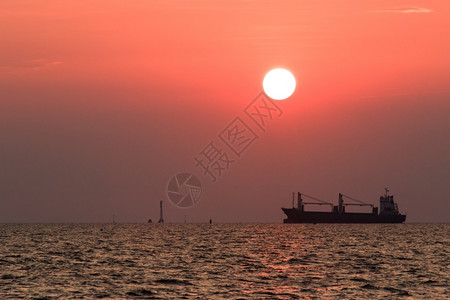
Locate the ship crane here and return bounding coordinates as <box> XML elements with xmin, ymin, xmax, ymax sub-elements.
<box><xmin>338</xmin><ymin>193</ymin><xmax>374</xmax><ymax>214</ymax></box>
<box><xmin>340</xmin><ymin>193</ymin><xmax>374</xmax><ymax>207</ymax></box>
<box><xmin>295</xmin><ymin>192</ymin><xmax>334</xmax><ymax>212</ymax></box>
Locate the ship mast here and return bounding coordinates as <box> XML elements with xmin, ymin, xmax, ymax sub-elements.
<box><xmin>297</xmin><ymin>192</ymin><xmax>303</xmax><ymax>211</ymax></box>
<box><xmin>292</xmin><ymin>192</ymin><xmax>295</xmax><ymax>208</ymax></box>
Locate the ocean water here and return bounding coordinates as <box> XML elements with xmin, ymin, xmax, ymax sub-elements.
<box><xmin>0</xmin><ymin>224</ymin><xmax>448</xmax><ymax>299</ymax></box>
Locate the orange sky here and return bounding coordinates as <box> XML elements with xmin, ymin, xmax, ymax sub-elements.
<box><xmin>1</xmin><ymin>1</ymin><xmax>449</xmax><ymax>222</ymax></box>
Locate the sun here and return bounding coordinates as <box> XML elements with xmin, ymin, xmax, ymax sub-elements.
<box><xmin>263</xmin><ymin>68</ymin><xmax>296</xmax><ymax>100</ymax></box>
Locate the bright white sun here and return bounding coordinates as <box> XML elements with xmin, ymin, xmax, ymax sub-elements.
<box><xmin>263</xmin><ymin>68</ymin><xmax>296</xmax><ymax>100</ymax></box>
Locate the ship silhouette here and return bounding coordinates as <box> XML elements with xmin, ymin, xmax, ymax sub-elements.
<box><xmin>282</xmin><ymin>188</ymin><xmax>406</xmax><ymax>223</ymax></box>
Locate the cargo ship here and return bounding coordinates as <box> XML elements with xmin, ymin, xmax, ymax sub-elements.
<box><xmin>282</xmin><ymin>188</ymin><xmax>406</xmax><ymax>223</ymax></box>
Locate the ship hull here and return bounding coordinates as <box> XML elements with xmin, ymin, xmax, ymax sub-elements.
<box><xmin>282</xmin><ymin>208</ymin><xmax>406</xmax><ymax>223</ymax></box>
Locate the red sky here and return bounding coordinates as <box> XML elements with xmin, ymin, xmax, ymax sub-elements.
<box><xmin>1</xmin><ymin>0</ymin><xmax>449</xmax><ymax>222</ymax></box>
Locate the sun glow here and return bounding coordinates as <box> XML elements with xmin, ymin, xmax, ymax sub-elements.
<box><xmin>263</xmin><ymin>68</ymin><xmax>296</xmax><ymax>100</ymax></box>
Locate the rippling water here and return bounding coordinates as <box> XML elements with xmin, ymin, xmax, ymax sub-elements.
<box><xmin>0</xmin><ymin>223</ymin><xmax>448</xmax><ymax>299</ymax></box>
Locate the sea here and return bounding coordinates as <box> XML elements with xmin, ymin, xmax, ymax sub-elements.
<box><xmin>0</xmin><ymin>223</ymin><xmax>448</xmax><ymax>299</ymax></box>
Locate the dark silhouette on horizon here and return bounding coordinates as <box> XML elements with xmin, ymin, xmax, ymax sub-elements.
<box><xmin>282</xmin><ymin>188</ymin><xmax>406</xmax><ymax>223</ymax></box>
<box><xmin>158</xmin><ymin>200</ymin><xmax>164</xmax><ymax>223</ymax></box>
